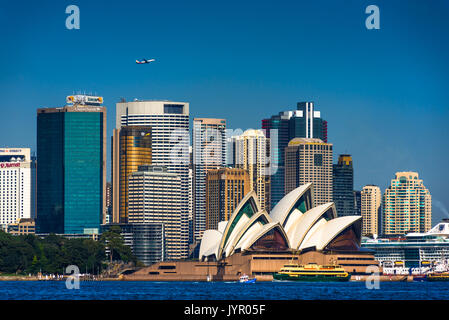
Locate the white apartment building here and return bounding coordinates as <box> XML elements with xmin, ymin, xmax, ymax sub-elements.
<box><xmin>0</xmin><ymin>148</ymin><xmax>31</xmax><ymax>227</ymax></box>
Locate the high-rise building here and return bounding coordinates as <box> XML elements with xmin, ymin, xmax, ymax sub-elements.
<box><xmin>262</xmin><ymin>101</ymin><xmax>327</xmax><ymax>210</ymax></box>
<box><xmin>232</xmin><ymin>129</ymin><xmax>271</xmax><ymax>212</ymax></box>
<box><xmin>383</xmin><ymin>172</ymin><xmax>432</xmax><ymax>235</ymax></box>
<box><xmin>361</xmin><ymin>185</ymin><xmax>382</xmax><ymax>236</ymax></box>
<box><xmin>128</xmin><ymin>165</ymin><xmax>182</xmax><ymax>260</ymax></box>
<box><xmin>116</xmin><ymin>100</ymin><xmax>189</xmax><ymax>258</ymax></box>
<box><xmin>36</xmin><ymin>96</ymin><xmax>106</xmax><ymax>234</ymax></box>
<box><xmin>284</xmin><ymin>138</ymin><xmax>333</xmax><ymax>206</ymax></box>
<box><xmin>112</xmin><ymin>126</ymin><xmax>152</xmax><ymax>223</ymax></box>
<box><xmin>193</xmin><ymin>118</ymin><xmax>226</xmax><ymax>241</ymax></box>
<box><xmin>333</xmin><ymin>154</ymin><xmax>354</xmax><ymax>216</ymax></box>
<box><xmin>205</xmin><ymin>167</ymin><xmax>250</xmax><ymax>230</ymax></box>
<box><xmin>0</xmin><ymin>148</ymin><xmax>31</xmax><ymax>227</ymax></box>
<box><xmin>353</xmin><ymin>190</ymin><xmax>362</xmax><ymax>216</ymax></box>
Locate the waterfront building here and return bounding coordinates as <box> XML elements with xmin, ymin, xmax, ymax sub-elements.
<box><xmin>115</xmin><ymin>100</ymin><xmax>190</xmax><ymax>258</ymax></box>
<box><xmin>111</xmin><ymin>126</ymin><xmax>152</xmax><ymax>223</ymax></box>
<box><xmin>193</xmin><ymin>118</ymin><xmax>226</xmax><ymax>241</ymax></box>
<box><xmin>262</xmin><ymin>102</ymin><xmax>327</xmax><ymax>210</ymax></box>
<box><xmin>101</xmin><ymin>223</ymin><xmax>165</xmax><ymax>266</ymax></box>
<box><xmin>0</xmin><ymin>148</ymin><xmax>31</xmax><ymax>227</ymax></box>
<box><xmin>362</xmin><ymin>220</ymin><xmax>449</xmax><ymax>269</ymax></box>
<box><xmin>284</xmin><ymin>138</ymin><xmax>333</xmax><ymax>206</ymax></box>
<box><xmin>7</xmin><ymin>218</ymin><xmax>35</xmax><ymax>235</ymax></box>
<box><xmin>361</xmin><ymin>185</ymin><xmax>382</xmax><ymax>236</ymax></box>
<box><xmin>128</xmin><ymin>165</ymin><xmax>182</xmax><ymax>260</ymax></box>
<box><xmin>383</xmin><ymin>172</ymin><xmax>431</xmax><ymax>235</ymax></box>
<box><xmin>36</xmin><ymin>96</ymin><xmax>106</xmax><ymax>235</ymax></box>
<box><xmin>332</xmin><ymin>154</ymin><xmax>354</xmax><ymax>216</ymax></box>
<box><xmin>205</xmin><ymin>167</ymin><xmax>250</xmax><ymax>231</ymax></box>
<box><xmin>232</xmin><ymin>129</ymin><xmax>271</xmax><ymax>212</ymax></box>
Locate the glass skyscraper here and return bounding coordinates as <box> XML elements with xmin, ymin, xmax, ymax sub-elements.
<box><xmin>332</xmin><ymin>154</ymin><xmax>355</xmax><ymax>217</ymax></box>
<box><xmin>36</xmin><ymin>99</ymin><xmax>106</xmax><ymax>234</ymax></box>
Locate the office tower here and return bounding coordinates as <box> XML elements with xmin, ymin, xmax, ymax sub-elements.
<box><xmin>112</xmin><ymin>126</ymin><xmax>152</xmax><ymax>223</ymax></box>
<box><xmin>193</xmin><ymin>118</ymin><xmax>226</xmax><ymax>241</ymax></box>
<box><xmin>30</xmin><ymin>152</ymin><xmax>37</xmax><ymax>220</ymax></box>
<box><xmin>383</xmin><ymin>172</ymin><xmax>432</xmax><ymax>235</ymax></box>
<box><xmin>262</xmin><ymin>101</ymin><xmax>327</xmax><ymax>210</ymax></box>
<box><xmin>116</xmin><ymin>100</ymin><xmax>189</xmax><ymax>258</ymax></box>
<box><xmin>361</xmin><ymin>185</ymin><xmax>381</xmax><ymax>236</ymax></box>
<box><xmin>232</xmin><ymin>129</ymin><xmax>271</xmax><ymax>211</ymax></box>
<box><xmin>284</xmin><ymin>138</ymin><xmax>333</xmax><ymax>206</ymax></box>
<box><xmin>0</xmin><ymin>148</ymin><xmax>31</xmax><ymax>227</ymax></box>
<box><xmin>205</xmin><ymin>167</ymin><xmax>250</xmax><ymax>230</ymax></box>
<box><xmin>354</xmin><ymin>190</ymin><xmax>362</xmax><ymax>216</ymax></box>
<box><xmin>37</xmin><ymin>96</ymin><xmax>106</xmax><ymax>234</ymax></box>
<box><xmin>128</xmin><ymin>165</ymin><xmax>182</xmax><ymax>260</ymax></box>
<box><xmin>188</xmin><ymin>167</ymin><xmax>194</xmax><ymax>244</ymax></box>
<box><xmin>332</xmin><ymin>154</ymin><xmax>355</xmax><ymax>216</ymax></box>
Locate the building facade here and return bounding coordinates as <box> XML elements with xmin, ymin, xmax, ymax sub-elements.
<box><xmin>112</xmin><ymin>126</ymin><xmax>152</xmax><ymax>223</ymax></box>
<box><xmin>284</xmin><ymin>138</ymin><xmax>333</xmax><ymax>206</ymax></box>
<box><xmin>0</xmin><ymin>148</ymin><xmax>31</xmax><ymax>227</ymax></box>
<box><xmin>193</xmin><ymin>118</ymin><xmax>226</xmax><ymax>241</ymax></box>
<box><xmin>361</xmin><ymin>185</ymin><xmax>382</xmax><ymax>236</ymax></box>
<box><xmin>36</xmin><ymin>98</ymin><xmax>106</xmax><ymax>234</ymax></box>
<box><xmin>205</xmin><ymin>167</ymin><xmax>250</xmax><ymax>230</ymax></box>
<box><xmin>232</xmin><ymin>129</ymin><xmax>271</xmax><ymax>212</ymax></box>
<box><xmin>128</xmin><ymin>165</ymin><xmax>182</xmax><ymax>261</ymax></box>
<box><xmin>115</xmin><ymin>100</ymin><xmax>190</xmax><ymax>258</ymax></box>
<box><xmin>383</xmin><ymin>172</ymin><xmax>432</xmax><ymax>235</ymax></box>
<box><xmin>332</xmin><ymin>154</ymin><xmax>354</xmax><ymax>216</ymax></box>
<box><xmin>262</xmin><ymin>102</ymin><xmax>327</xmax><ymax>210</ymax></box>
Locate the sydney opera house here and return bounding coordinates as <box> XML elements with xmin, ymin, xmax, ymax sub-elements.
<box><xmin>127</xmin><ymin>184</ymin><xmax>379</xmax><ymax>281</ymax></box>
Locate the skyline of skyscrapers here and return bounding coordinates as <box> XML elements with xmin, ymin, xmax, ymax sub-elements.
<box><xmin>2</xmin><ymin>94</ymin><xmax>435</xmax><ymax>262</ymax></box>
<box><xmin>262</xmin><ymin>102</ymin><xmax>328</xmax><ymax>210</ymax></box>
<box><xmin>36</xmin><ymin>99</ymin><xmax>106</xmax><ymax>235</ymax></box>
<box><xmin>115</xmin><ymin>100</ymin><xmax>190</xmax><ymax>258</ymax></box>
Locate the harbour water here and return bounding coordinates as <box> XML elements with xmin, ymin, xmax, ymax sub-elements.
<box><xmin>0</xmin><ymin>280</ymin><xmax>448</xmax><ymax>300</ymax></box>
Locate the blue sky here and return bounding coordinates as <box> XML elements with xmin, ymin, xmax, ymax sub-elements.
<box><xmin>0</xmin><ymin>0</ymin><xmax>448</xmax><ymax>224</ymax></box>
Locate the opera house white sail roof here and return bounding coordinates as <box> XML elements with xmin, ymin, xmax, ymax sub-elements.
<box><xmin>199</xmin><ymin>183</ymin><xmax>362</xmax><ymax>261</ymax></box>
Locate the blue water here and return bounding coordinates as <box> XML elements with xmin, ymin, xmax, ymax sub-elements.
<box><xmin>0</xmin><ymin>281</ymin><xmax>448</xmax><ymax>300</ymax></box>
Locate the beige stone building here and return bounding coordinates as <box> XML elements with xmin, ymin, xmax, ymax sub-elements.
<box><xmin>232</xmin><ymin>129</ymin><xmax>271</xmax><ymax>212</ymax></box>
<box><xmin>361</xmin><ymin>185</ymin><xmax>381</xmax><ymax>236</ymax></box>
<box><xmin>383</xmin><ymin>172</ymin><xmax>432</xmax><ymax>235</ymax></box>
<box><xmin>205</xmin><ymin>167</ymin><xmax>250</xmax><ymax>230</ymax></box>
<box><xmin>284</xmin><ymin>138</ymin><xmax>333</xmax><ymax>206</ymax></box>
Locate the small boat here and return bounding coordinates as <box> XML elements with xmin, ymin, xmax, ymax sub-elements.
<box><xmin>426</xmin><ymin>272</ymin><xmax>449</xmax><ymax>281</ymax></box>
<box><xmin>239</xmin><ymin>274</ymin><xmax>256</xmax><ymax>283</ymax></box>
<box><xmin>273</xmin><ymin>263</ymin><xmax>351</xmax><ymax>282</ymax></box>
<box><xmin>413</xmin><ymin>275</ymin><xmax>427</xmax><ymax>282</ymax></box>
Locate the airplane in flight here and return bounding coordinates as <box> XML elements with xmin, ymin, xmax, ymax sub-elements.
<box><xmin>136</xmin><ymin>58</ymin><xmax>155</xmax><ymax>64</ymax></box>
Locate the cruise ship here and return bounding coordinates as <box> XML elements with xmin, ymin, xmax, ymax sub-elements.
<box><xmin>273</xmin><ymin>263</ymin><xmax>351</xmax><ymax>282</ymax></box>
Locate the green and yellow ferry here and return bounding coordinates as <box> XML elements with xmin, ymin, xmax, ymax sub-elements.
<box><xmin>426</xmin><ymin>272</ymin><xmax>449</xmax><ymax>281</ymax></box>
<box><xmin>273</xmin><ymin>262</ymin><xmax>351</xmax><ymax>282</ymax></box>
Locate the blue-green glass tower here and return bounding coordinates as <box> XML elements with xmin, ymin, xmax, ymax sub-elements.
<box><xmin>37</xmin><ymin>99</ymin><xmax>106</xmax><ymax>234</ymax></box>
